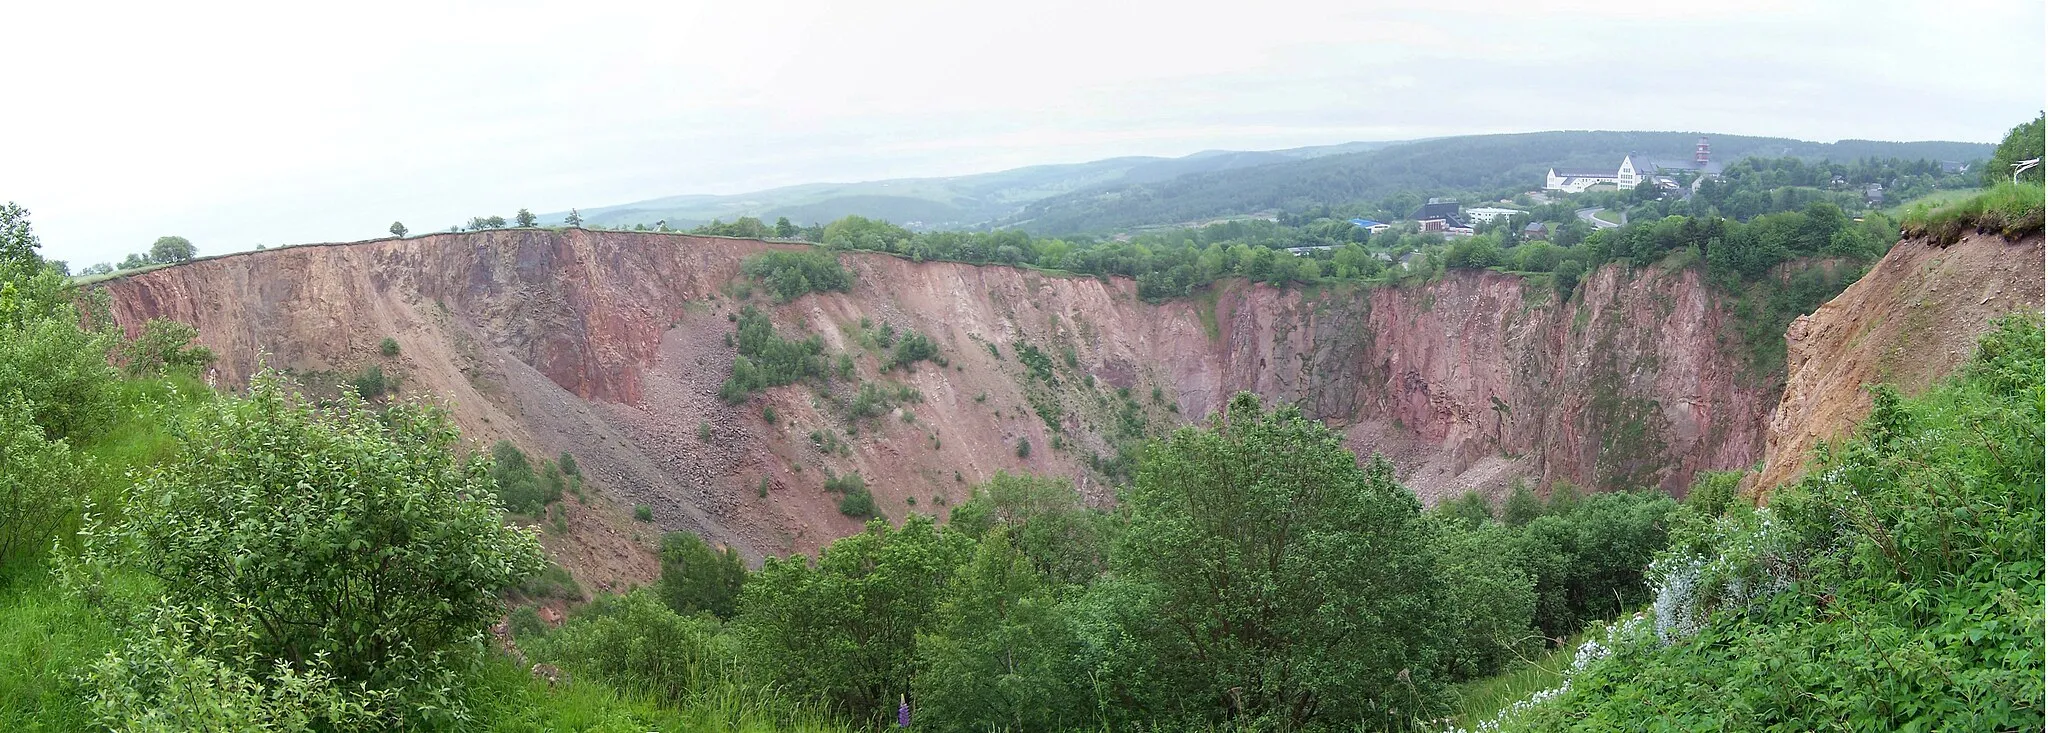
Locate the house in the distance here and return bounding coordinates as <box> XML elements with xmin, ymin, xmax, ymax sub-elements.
<box><xmin>1521</xmin><ymin>221</ymin><xmax>1549</xmax><ymax>240</ymax></box>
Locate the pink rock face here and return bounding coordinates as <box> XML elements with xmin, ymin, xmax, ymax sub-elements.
<box><xmin>101</xmin><ymin>229</ymin><xmax>1783</xmax><ymax>555</ymax></box>
<box><xmin>1750</xmin><ymin>231</ymin><xmax>2045</xmax><ymax>499</ymax></box>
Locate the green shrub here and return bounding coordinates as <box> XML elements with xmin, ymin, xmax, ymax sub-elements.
<box><xmin>1014</xmin><ymin>437</ymin><xmax>1030</xmax><ymax>459</ymax></box>
<box><xmin>78</xmin><ymin>372</ymin><xmax>546</xmax><ymax>709</ymax></box>
<box><xmin>507</xmin><ymin>606</ymin><xmax>548</xmax><ymax>641</ymax></box>
<box><xmin>884</xmin><ymin>330</ymin><xmax>939</xmax><ymax>371</ymax></box>
<box><xmin>491</xmin><ymin>440</ymin><xmax>556</xmax><ymax>515</ymax></box>
<box><xmin>836</xmin><ymin>491</ymin><xmax>875</xmax><ymax>518</ymax></box>
<box><xmin>530</xmin><ymin>591</ymin><xmax>735</xmax><ymax>705</ymax></box>
<box><xmin>740</xmin><ymin>250</ymin><xmax>853</xmax><ymax>302</ymax></box>
<box><xmin>762</xmin><ymin>405</ymin><xmax>778</xmax><ymax>424</ymax></box>
<box><xmin>0</xmin><ymin>400</ymin><xmax>83</xmax><ymax>568</ymax></box>
<box><xmin>511</xmin><ymin>562</ymin><xmax>584</xmax><ymax>602</ymax></box>
<box><xmin>378</xmin><ymin>337</ymin><xmax>400</xmax><ymax>357</ymax></box>
<box><xmin>634</xmin><ymin>504</ymin><xmax>654</xmax><ymax>522</ymax></box>
<box><xmin>352</xmin><ymin>364</ymin><xmax>391</xmax><ymax>400</ymax></box>
<box><xmin>720</xmin><ymin>307</ymin><xmax>828</xmax><ymax>403</ymax></box>
<box><xmin>657</xmin><ymin>532</ymin><xmax>747</xmax><ymax>620</ymax></box>
<box><xmin>118</xmin><ymin>318</ymin><xmax>214</xmax><ymax>377</ymax></box>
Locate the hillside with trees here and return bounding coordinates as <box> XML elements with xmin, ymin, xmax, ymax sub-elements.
<box><xmin>1004</xmin><ymin>131</ymin><xmax>1992</xmax><ymax>234</ymax></box>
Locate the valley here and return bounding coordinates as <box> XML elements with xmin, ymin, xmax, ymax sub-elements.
<box><xmin>101</xmin><ymin>228</ymin><xmax>1809</xmax><ymax>567</ymax></box>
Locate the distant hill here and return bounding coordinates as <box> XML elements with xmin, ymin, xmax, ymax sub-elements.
<box><xmin>1000</xmin><ymin>132</ymin><xmax>1995</xmax><ymax>234</ymax></box>
<box><xmin>548</xmin><ymin>141</ymin><xmax>1402</xmax><ymax>230</ymax></box>
<box><xmin>551</xmin><ymin>132</ymin><xmax>1991</xmax><ymax>234</ymax></box>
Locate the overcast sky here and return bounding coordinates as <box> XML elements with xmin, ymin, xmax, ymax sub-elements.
<box><xmin>4</xmin><ymin>0</ymin><xmax>2042</xmax><ymax>266</ymax></box>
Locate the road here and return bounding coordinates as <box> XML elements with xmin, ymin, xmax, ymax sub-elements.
<box><xmin>1575</xmin><ymin>207</ymin><xmax>1621</xmax><ymax>230</ymax></box>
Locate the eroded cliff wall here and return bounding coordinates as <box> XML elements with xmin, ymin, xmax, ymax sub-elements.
<box><xmin>101</xmin><ymin>229</ymin><xmax>1779</xmax><ymax>560</ymax></box>
<box><xmin>1751</xmin><ymin>231</ymin><xmax>2045</xmax><ymax>497</ymax></box>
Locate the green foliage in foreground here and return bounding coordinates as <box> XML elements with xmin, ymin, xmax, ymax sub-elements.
<box><xmin>74</xmin><ymin>374</ymin><xmax>549</xmax><ymax>724</ymax></box>
<box><xmin>741</xmin><ymin>249</ymin><xmax>853</xmax><ymax>302</ymax></box>
<box><xmin>1507</xmin><ymin>315</ymin><xmax>2045</xmax><ymax>731</ymax></box>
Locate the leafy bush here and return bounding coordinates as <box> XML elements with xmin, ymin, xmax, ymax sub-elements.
<box><xmin>510</xmin><ymin>562</ymin><xmax>584</xmax><ymax>602</ymax></box>
<box><xmin>884</xmin><ymin>330</ymin><xmax>939</xmax><ymax>372</ymax></box>
<box><xmin>530</xmin><ymin>591</ymin><xmax>735</xmax><ymax>705</ymax></box>
<box><xmin>657</xmin><ymin>532</ymin><xmax>747</xmax><ymax>620</ymax></box>
<box><xmin>845</xmin><ymin>381</ymin><xmax>919</xmax><ymax>421</ymax></box>
<box><xmin>634</xmin><ymin>504</ymin><xmax>653</xmax><ymax>522</ymax></box>
<box><xmin>740</xmin><ymin>250</ymin><xmax>852</xmax><ymax>302</ymax></box>
<box><xmin>118</xmin><ymin>319</ymin><xmax>214</xmax><ymax>377</ymax></box>
<box><xmin>378</xmin><ymin>337</ymin><xmax>400</xmax><ymax>357</ymax></box>
<box><xmin>835</xmin><ymin>490</ymin><xmax>875</xmax><ymax>518</ymax></box>
<box><xmin>78</xmin><ymin>372</ymin><xmax>547</xmax><ymax>712</ymax></box>
<box><xmin>0</xmin><ymin>400</ymin><xmax>84</xmax><ymax>569</ymax></box>
<box><xmin>84</xmin><ymin>604</ymin><xmax>387</xmax><ymax>731</ymax></box>
<box><xmin>351</xmin><ymin>364</ymin><xmax>392</xmax><ymax>400</ymax></box>
<box><xmin>490</xmin><ymin>440</ymin><xmax>561</xmax><ymax>516</ymax></box>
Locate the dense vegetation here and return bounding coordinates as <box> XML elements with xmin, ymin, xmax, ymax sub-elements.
<box><xmin>740</xmin><ymin>249</ymin><xmax>854</xmax><ymax>302</ymax></box>
<box><xmin>1480</xmin><ymin>315</ymin><xmax>2045</xmax><ymax>732</ymax></box>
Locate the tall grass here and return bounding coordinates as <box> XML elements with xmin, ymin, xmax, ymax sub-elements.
<box><xmin>467</xmin><ymin>653</ymin><xmax>852</xmax><ymax>733</ymax></box>
<box><xmin>1446</xmin><ymin>629</ymin><xmax>1591</xmax><ymax>728</ymax></box>
<box><xmin>1899</xmin><ymin>182</ymin><xmax>2045</xmax><ymax>245</ymax></box>
<box><xmin>0</xmin><ymin>574</ymin><xmax>115</xmax><ymax>731</ymax></box>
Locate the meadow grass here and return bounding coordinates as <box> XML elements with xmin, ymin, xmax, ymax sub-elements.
<box><xmin>1447</xmin><ymin>630</ymin><xmax>1591</xmax><ymax>728</ymax></box>
<box><xmin>1900</xmin><ymin>182</ymin><xmax>2045</xmax><ymax>245</ymax></box>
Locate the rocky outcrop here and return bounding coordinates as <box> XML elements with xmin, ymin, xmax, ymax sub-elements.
<box><xmin>99</xmin><ymin>229</ymin><xmax>1783</xmax><ymax>559</ymax></box>
<box><xmin>1750</xmin><ymin>231</ymin><xmax>2045</xmax><ymax>498</ymax></box>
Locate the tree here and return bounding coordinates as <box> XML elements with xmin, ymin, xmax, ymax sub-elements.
<box><xmin>119</xmin><ymin>252</ymin><xmax>152</xmax><ymax>270</ymax></box>
<box><xmin>515</xmin><ymin>208</ymin><xmax>537</xmax><ymax>227</ymax></box>
<box><xmin>86</xmin><ymin>372</ymin><xmax>547</xmax><ymax>697</ymax></box>
<box><xmin>1112</xmin><ymin>392</ymin><xmax>1449</xmax><ymax>729</ymax></box>
<box><xmin>485</xmin><ymin>215</ymin><xmax>507</xmax><ymax>229</ymax></box>
<box><xmin>1984</xmin><ymin>112</ymin><xmax>2044</xmax><ymax>186</ymax></box>
<box><xmin>388</xmin><ymin>221</ymin><xmax>408</xmax><ymax>238</ymax></box>
<box><xmin>914</xmin><ymin>529</ymin><xmax>1089</xmax><ymax>732</ymax></box>
<box><xmin>0</xmin><ymin>203</ymin><xmax>120</xmax><ymax>442</ymax></box>
<box><xmin>564</xmin><ymin>209</ymin><xmax>583</xmax><ymax>227</ymax></box>
<box><xmin>774</xmin><ymin>216</ymin><xmax>798</xmax><ymax>238</ymax></box>
<box><xmin>150</xmin><ymin>236</ymin><xmax>196</xmax><ymax>263</ymax></box>
<box><xmin>739</xmin><ymin>515</ymin><xmax>968</xmax><ymax>724</ymax></box>
<box><xmin>656</xmin><ymin>531</ymin><xmax>747</xmax><ymax>619</ymax></box>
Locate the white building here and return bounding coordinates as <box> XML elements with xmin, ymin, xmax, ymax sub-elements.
<box><xmin>1465</xmin><ymin>207</ymin><xmax>1522</xmax><ymax>225</ymax></box>
<box><xmin>1546</xmin><ymin>138</ymin><xmax>1723</xmax><ymax>193</ymax></box>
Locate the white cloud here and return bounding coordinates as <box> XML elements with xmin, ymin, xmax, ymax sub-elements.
<box><xmin>1</xmin><ymin>0</ymin><xmax>2039</xmax><ymax>265</ymax></box>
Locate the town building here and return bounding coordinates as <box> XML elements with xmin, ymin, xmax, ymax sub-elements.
<box><xmin>1465</xmin><ymin>207</ymin><xmax>1521</xmax><ymax>225</ymax></box>
<box><xmin>1409</xmin><ymin>198</ymin><xmax>1471</xmax><ymax>234</ymax></box>
<box><xmin>1546</xmin><ymin>137</ymin><xmax>1723</xmax><ymax>193</ymax></box>
<box><xmin>1521</xmin><ymin>221</ymin><xmax>1549</xmax><ymax>240</ymax></box>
